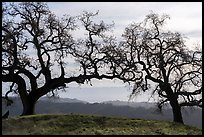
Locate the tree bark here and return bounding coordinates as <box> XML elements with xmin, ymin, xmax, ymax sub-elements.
<box><xmin>165</xmin><ymin>86</ymin><xmax>184</xmax><ymax>124</ymax></box>
<box><xmin>20</xmin><ymin>95</ymin><xmax>38</xmax><ymax>116</ymax></box>
<box><xmin>160</xmin><ymin>82</ymin><xmax>183</xmax><ymax>124</ymax></box>
<box><xmin>169</xmin><ymin>96</ymin><xmax>183</xmax><ymax>124</ymax></box>
<box><xmin>21</xmin><ymin>101</ymin><xmax>35</xmax><ymax>115</ymax></box>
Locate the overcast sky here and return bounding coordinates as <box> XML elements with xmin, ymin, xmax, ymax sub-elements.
<box><xmin>3</xmin><ymin>2</ymin><xmax>202</xmax><ymax>103</ymax></box>
<box><xmin>45</xmin><ymin>2</ymin><xmax>202</xmax><ymax>103</ymax></box>
<box><xmin>47</xmin><ymin>2</ymin><xmax>202</xmax><ymax>48</ymax></box>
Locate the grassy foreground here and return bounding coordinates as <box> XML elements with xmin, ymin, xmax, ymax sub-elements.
<box><xmin>2</xmin><ymin>114</ymin><xmax>202</xmax><ymax>135</ymax></box>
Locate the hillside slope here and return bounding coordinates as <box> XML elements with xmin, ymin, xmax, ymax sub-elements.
<box><xmin>2</xmin><ymin>97</ymin><xmax>202</xmax><ymax>128</ymax></box>
<box><xmin>2</xmin><ymin>114</ymin><xmax>202</xmax><ymax>135</ymax></box>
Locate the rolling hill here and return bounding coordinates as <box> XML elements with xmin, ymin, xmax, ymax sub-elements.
<box><xmin>2</xmin><ymin>97</ymin><xmax>202</xmax><ymax>129</ymax></box>
<box><xmin>2</xmin><ymin>114</ymin><xmax>202</xmax><ymax>135</ymax></box>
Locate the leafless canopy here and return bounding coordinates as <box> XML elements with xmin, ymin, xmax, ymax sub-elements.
<box><xmin>2</xmin><ymin>2</ymin><xmax>141</xmax><ymax>115</ymax></box>
<box><xmin>108</xmin><ymin>12</ymin><xmax>202</xmax><ymax>109</ymax></box>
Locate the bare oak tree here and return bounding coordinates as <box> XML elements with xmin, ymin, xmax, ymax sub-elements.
<box><xmin>2</xmin><ymin>2</ymin><xmax>77</xmax><ymax>115</ymax></box>
<box><xmin>106</xmin><ymin>12</ymin><xmax>202</xmax><ymax>124</ymax></box>
<box><xmin>2</xmin><ymin>2</ymin><xmax>136</xmax><ymax>116</ymax></box>
<box><xmin>2</xmin><ymin>3</ymin><xmax>112</xmax><ymax>115</ymax></box>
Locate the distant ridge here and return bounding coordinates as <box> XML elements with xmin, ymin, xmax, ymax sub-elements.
<box><xmin>40</xmin><ymin>97</ymin><xmax>89</xmax><ymax>104</ymax></box>
<box><xmin>2</xmin><ymin>97</ymin><xmax>202</xmax><ymax>128</ymax></box>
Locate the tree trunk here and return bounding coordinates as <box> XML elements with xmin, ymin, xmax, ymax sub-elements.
<box><xmin>169</xmin><ymin>97</ymin><xmax>184</xmax><ymax>124</ymax></box>
<box><xmin>21</xmin><ymin>96</ymin><xmax>37</xmax><ymax>116</ymax></box>
<box><xmin>161</xmin><ymin>83</ymin><xmax>184</xmax><ymax>124</ymax></box>
<box><xmin>165</xmin><ymin>86</ymin><xmax>184</xmax><ymax>124</ymax></box>
<box><xmin>21</xmin><ymin>101</ymin><xmax>36</xmax><ymax>115</ymax></box>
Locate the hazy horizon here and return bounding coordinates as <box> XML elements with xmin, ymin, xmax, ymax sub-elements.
<box><xmin>4</xmin><ymin>86</ymin><xmax>161</xmax><ymax>103</ymax></box>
